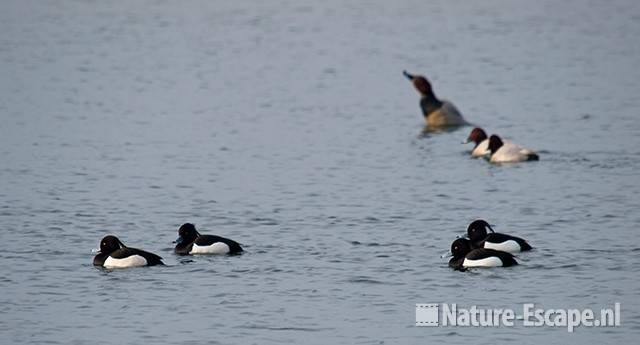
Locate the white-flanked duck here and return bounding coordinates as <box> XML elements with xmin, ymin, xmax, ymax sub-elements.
<box><xmin>466</xmin><ymin>219</ymin><xmax>532</xmax><ymax>253</ymax></box>
<box><xmin>448</xmin><ymin>238</ymin><xmax>518</xmax><ymax>271</ymax></box>
<box><xmin>487</xmin><ymin>134</ymin><xmax>539</xmax><ymax>163</ymax></box>
<box><xmin>174</xmin><ymin>223</ymin><xmax>243</xmax><ymax>255</ymax></box>
<box><xmin>93</xmin><ymin>235</ymin><xmax>164</xmax><ymax>268</ymax></box>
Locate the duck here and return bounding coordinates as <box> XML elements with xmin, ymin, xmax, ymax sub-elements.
<box><xmin>93</xmin><ymin>235</ymin><xmax>164</xmax><ymax>268</ymax></box>
<box><xmin>403</xmin><ymin>70</ymin><xmax>469</xmax><ymax>128</ymax></box>
<box><xmin>174</xmin><ymin>223</ymin><xmax>243</xmax><ymax>255</ymax></box>
<box><xmin>487</xmin><ymin>134</ymin><xmax>539</xmax><ymax>163</ymax></box>
<box><xmin>466</xmin><ymin>219</ymin><xmax>532</xmax><ymax>253</ymax></box>
<box><xmin>465</xmin><ymin>127</ymin><xmax>489</xmax><ymax>157</ymax></box>
<box><xmin>449</xmin><ymin>238</ymin><xmax>518</xmax><ymax>271</ymax></box>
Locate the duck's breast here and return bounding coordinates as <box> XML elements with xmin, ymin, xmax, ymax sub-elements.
<box><xmin>471</xmin><ymin>139</ymin><xmax>489</xmax><ymax>157</ymax></box>
<box><xmin>426</xmin><ymin>101</ymin><xmax>467</xmax><ymax>127</ymax></box>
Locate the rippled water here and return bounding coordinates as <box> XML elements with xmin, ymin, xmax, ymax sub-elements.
<box><xmin>1</xmin><ymin>0</ymin><xmax>639</xmax><ymax>344</ymax></box>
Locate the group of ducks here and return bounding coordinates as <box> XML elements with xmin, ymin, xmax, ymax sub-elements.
<box><xmin>93</xmin><ymin>223</ymin><xmax>243</xmax><ymax>268</ymax></box>
<box><xmin>403</xmin><ymin>71</ymin><xmax>539</xmax><ymax>163</ymax></box>
<box><xmin>93</xmin><ymin>71</ymin><xmax>538</xmax><ymax>270</ymax></box>
<box><xmin>93</xmin><ymin>219</ymin><xmax>531</xmax><ymax>271</ymax></box>
<box><xmin>403</xmin><ymin>71</ymin><xmax>535</xmax><ymax>270</ymax></box>
<box><xmin>449</xmin><ymin>219</ymin><xmax>531</xmax><ymax>271</ymax></box>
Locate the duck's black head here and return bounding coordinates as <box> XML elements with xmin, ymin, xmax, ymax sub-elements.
<box><xmin>466</xmin><ymin>219</ymin><xmax>494</xmax><ymax>243</ymax></box>
<box><xmin>488</xmin><ymin>135</ymin><xmax>504</xmax><ymax>154</ymax></box>
<box><xmin>99</xmin><ymin>235</ymin><xmax>125</xmax><ymax>255</ymax></box>
<box><xmin>175</xmin><ymin>223</ymin><xmax>200</xmax><ymax>244</ymax></box>
<box><xmin>450</xmin><ymin>238</ymin><xmax>473</xmax><ymax>259</ymax></box>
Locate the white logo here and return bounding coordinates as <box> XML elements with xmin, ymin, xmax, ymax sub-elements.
<box><xmin>415</xmin><ymin>303</ymin><xmax>621</xmax><ymax>332</ymax></box>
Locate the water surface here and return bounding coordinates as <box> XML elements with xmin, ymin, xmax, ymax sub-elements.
<box><xmin>1</xmin><ymin>0</ymin><xmax>639</xmax><ymax>344</ymax></box>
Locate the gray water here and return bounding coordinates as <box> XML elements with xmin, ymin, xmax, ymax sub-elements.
<box><xmin>1</xmin><ymin>0</ymin><xmax>639</xmax><ymax>344</ymax></box>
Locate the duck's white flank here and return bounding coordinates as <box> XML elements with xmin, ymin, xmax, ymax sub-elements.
<box><xmin>104</xmin><ymin>255</ymin><xmax>147</xmax><ymax>268</ymax></box>
<box><xmin>490</xmin><ymin>141</ymin><xmax>537</xmax><ymax>163</ymax></box>
<box><xmin>462</xmin><ymin>256</ymin><xmax>503</xmax><ymax>268</ymax></box>
<box><xmin>190</xmin><ymin>242</ymin><xmax>230</xmax><ymax>255</ymax></box>
<box><xmin>484</xmin><ymin>240</ymin><xmax>521</xmax><ymax>253</ymax></box>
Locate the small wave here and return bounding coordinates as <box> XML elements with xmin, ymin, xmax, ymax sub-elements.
<box><xmin>349</xmin><ymin>241</ymin><xmax>411</xmax><ymax>247</ymax></box>
<box><xmin>250</xmin><ymin>217</ymin><xmax>279</xmax><ymax>225</ymax></box>
<box><xmin>345</xmin><ymin>276</ymin><xmax>400</xmax><ymax>285</ymax></box>
<box><xmin>238</xmin><ymin>324</ymin><xmax>333</xmax><ymax>332</ymax></box>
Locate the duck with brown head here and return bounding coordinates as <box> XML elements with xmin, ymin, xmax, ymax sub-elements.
<box><xmin>464</xmin><ymin>127</ymin><xmax>489</xmax><ymax>157</ymax></box>
<box><xmin>403</xmin><ymin>70</ymin><xmax>469</xmax><ymax>128</ymax></box>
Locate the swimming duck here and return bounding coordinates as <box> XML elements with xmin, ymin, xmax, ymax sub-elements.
<box><xmin>174</xmin><ymin>223</ymin><xmax>243</xmax><ymax>255</ymax></box>
<box><xmin>487</xmin><ymin>134</ymin><xmax>539</xmax><ymax>163</ymax></box>
<box><xmin>403</xmin><ymin>70</ymin><xmax>468</xmax><ymax>128</ymax></box>
<box><xmin>93</xmin><ymin>235</ymin><xmax>164</xmax><ymax>268</ymax></box>
<box><xmin>449</xmin><ymin>238</ymin><xmax>518</xmax><ymax>271</ymax></box>
<box><xmin>465</xmin><ymin>127</ymin><xmax>489</xmax><ymax>157</ymax></box>
<box><xmin>466</xmin><ymin>219</ymin><xmax>532</xmax><ymax>253</ymax></box>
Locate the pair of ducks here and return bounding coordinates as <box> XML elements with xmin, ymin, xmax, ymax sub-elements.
<box><xmin>448</xmin><ymin>219</ymin><xmax>532</xmax><ymax>271</ymax></box>
<box><xmin>465</xmin><ymin>127</ymin><xmax>539</xmax><ymax>163</ymax></box>
<box><xmin>93</xmin><ymin>223</ymin><xmax>243</xmax><ymax>268</ymax></box>
<box><xmin>403</xmin><ymin>71</ymin><xmax>539</xmax><ymax>163</ymax></box>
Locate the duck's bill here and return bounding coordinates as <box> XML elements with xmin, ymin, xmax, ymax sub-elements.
<box><xmin>173</xmin><ymin>237</ymin><xmax>183</xmax><ymax>244</ymax></box>
<box><xmin>91</xmin><ymin>248</ymin><xmax>100</xmax><ymax>253</ymax></box>
<box><xmin>462</xmin><ymin>139</ymin><xmax>471</xmax><ymax>144</ymax></box>
<box><xmin>440</xmin><ymin>251</ymin><xmax>453</xmax><ymax>258</ymax></box>
<box><xmin>402</xmin><ymin>70</ymin><xmax>414</xmax><ymax>80</ymax></box>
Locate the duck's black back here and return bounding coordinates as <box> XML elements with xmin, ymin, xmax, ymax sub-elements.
<box><xmin>473</xmin><ymin>232</ymin><xmax>532</xmax><ymax>251</ymax></box>
<box><xmin>111</xmin><ymin>247</ymin><xmax>165</xmax><ymax>266</ymax></box>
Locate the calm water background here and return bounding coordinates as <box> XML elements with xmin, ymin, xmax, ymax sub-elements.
<box><xmin>1</xmin><ymin>0</ymin><xmax>639</xmax><ymax>344</ymax></box>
